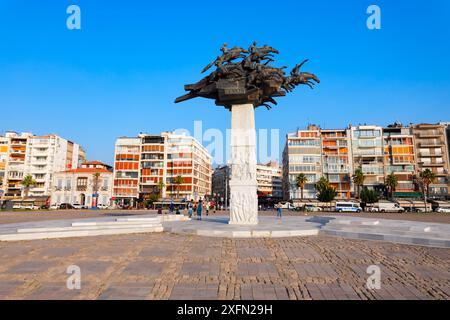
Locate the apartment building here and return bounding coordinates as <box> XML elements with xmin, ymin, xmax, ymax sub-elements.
<box><xmin>321</xmin><ymin>129</ymin><xmax>353</xmax><ymax>199</ymax></box>
<box><xmin>52</xmin><ymin>161</ymin><xmax>113</xmax><ymax>207</ymax></box>
<box><xmin>112</xmin><ymin>132</ymin><xmax>212</xmax><ymax>207</ymax></box>
<box><xmin>24</xmin><ymin>135</ymin><xmax>86</xmax><ymax>197</ymax></box>
<box><xmin>282</xmin><ymin>125</ymin><xmax>322</xmax><ymax>200</ymax></box>
<box><xmin>0</xmin><ymin>136</ymin><xmax>9</xmax><ymax>198</ymax></box>
<box><xmin>349</xmin><ymin>125</ymin><xmax>385</xmax><ymax>190</ymax></box>
<box><xmin>383</xmin><ymin>123</ymin><xmax>416</xmax><ymax>196</ymax></box>
<box><xmin>212</xmin><ymin>161</ymin><xmax>282</xmax><ymax>206</ymax></box>
<box><xmin>0</xmin><ymin>131</ymin><xmax>86</xmax><ymax>200</ymax></box>
<box><xmin>412</xmin><ymin>123</ymin><xmax>450</xmax><ymax>198</ymax></box>
<box><xmin>256</xmin><ymin>161</ymin><xmax>283</xmax><ymax>203</ymax></box>
<box><xmin>211</xmin><ymin>165</ymin><xmax>230</xmax><ymax>207</ymax></box>
<box><xmin>112</xmin><ymin>137</ymin><xmax>141</xmax><ymax>207</ymax></box>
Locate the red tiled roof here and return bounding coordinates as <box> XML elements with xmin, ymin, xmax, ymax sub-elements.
<box><xmin>63</xmin><ymin>168</ymin><xmax>112</xmax><ymax>174</ymax></box>
<box><xmin>83</xmin><ymin>160</ymin><xmax>109</xmax><ymax>166</ymax></box>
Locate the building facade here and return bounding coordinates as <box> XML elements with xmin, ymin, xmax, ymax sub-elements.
<box><xmin>113</xmin><ymin>132</ymin><xmax>212</xmax><ymax>207</ymax></box>
<box><xmin>282</xmin><ymin>125</ymin><xmax>323</xmax><ymax>200</ymax></box>
<box><xmin>211</xmin><ymin>165</ymin><xmax>230</xmax><ymax>207</ymax></box>
<box><xmin>320</xmin><ymin>129</ymin><xmax>353</xmax><ymax>199</ymax></box>
<box><xmin>383</xmin><ymin>124</ymin><xmax>417</xmax><ymax>196</ymax></box>
<box><xmin>256</xmin><ymin>161</ymin><xmax>283</xmax><ymax>204</ymax></box>
<box><xmin>412</xmin><ymin>123</ymin><xmax>450</xmax><ymax>198</ymax></box>
<box><xmin>52</xmin><ymin>161</ymin><xmax>113</xmax><ymax>207</ymax></box>
<box><xmin>349</xmin><ymin>125</ymin><xmax>385</xmax><ymax>191</ymax></box>
<box><xmin>0</xmin><ymin>131</ymin><xmax>85</xmax><ymax>201</ymax></box>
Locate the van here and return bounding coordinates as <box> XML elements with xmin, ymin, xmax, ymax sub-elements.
<box><xmin>374</xmin><ymin>202</ymin><xmax>405</xmax><ymax>213</ymax></box>
<box><xmin>335</xmin><ymin>202</ymin><xmax>362</xmax><ymax>213</ymax></box>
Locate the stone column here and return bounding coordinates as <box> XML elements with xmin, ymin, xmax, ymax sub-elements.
<box><xmin>229</xmin><ymin>104</ymin><xmax>258</xmax><ymax>225</ymax></box>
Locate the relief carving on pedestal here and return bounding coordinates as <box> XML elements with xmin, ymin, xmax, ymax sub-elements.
<box><xmin>230</xmin><ymin>190</ymin><xmax>258</xmax><ymax>224</ymax></box>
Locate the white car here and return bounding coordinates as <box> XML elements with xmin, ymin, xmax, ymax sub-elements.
<box><xmin>97</xmin><ymin>204</ymin><xmax>110</xmax><ymax>210</ymax></box>
<box><xmin>72</xmin><ymin>203</ymin><xmax>88</xmax><ymax>209</ymax></box>
<box><xmin>435</xmin><ymin>207</ymin><xmax>450</xmax><ymax>213</ymax></box>
<box><xmin>50</xmin><ymin>204</ymin><xmax>60</xmax><ymax>210</ymax></box>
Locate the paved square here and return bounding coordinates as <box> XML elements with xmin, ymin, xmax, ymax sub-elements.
<box><xmin>0</xmin><ymin>233</ymin><xmax>449</xmax><ymax>300</ymax></box>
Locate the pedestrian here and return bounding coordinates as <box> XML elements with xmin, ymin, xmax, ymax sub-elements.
<box><xmin>197</xmin><ymin>200</ymin><xmax>203</xmax><ymax>220</ymax></box>
<box><xmin>206</xmin><ymin>202</ymin><xmax>209</xmax><ymax>216</ymax></box>
<box><xmin>277</xmin><ymin>202</ymin><xmax>283</xmax><ymax>219</ymax></box>
<box><xmin>169</xmin><ymin>201</ymin><xmax>174</xmax><ymax>214</ymax></box>
<box><xmin>187</xmin><ymin>201</ymin><xmax>193</xmax><ymax>218</ymax></box>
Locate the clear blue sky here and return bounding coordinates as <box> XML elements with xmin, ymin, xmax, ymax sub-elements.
<box><xmin>1</xmin><ymin>0</ymin><xmax>449</xmax><ymax>165</ymax></box>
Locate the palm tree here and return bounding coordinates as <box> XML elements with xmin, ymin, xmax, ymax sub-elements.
<box><xmin>295</xmin><ymin>173</ymin><xmax>308</xmax><ymax>200</ymax></box>
<box><xmin>92</xmin><ymin>172</ymin><xmax>101</xmax><ymax>208</ymax></box>
<box><xmin>385</xmin><ymin>172</ymin><xmax>398</xmax><ymax>199</ymax></box>
<box><xmin>420</xmin><ymin>169</ymin><xmax>436</xmax><ymax>198</ymax></box>
<box><xmin>352</xmin><ymin>168</ymin><xmax>365</xmax><ymax>199</ymax></box>
<box><xmin>157</xmin><ymin>179</ymin><xmax>166</xmax><ymax>198</ymax></box>
<box><xmin>173</xmin><ymin>175</ymin><xmax>184</xmax><ymax>200</ymax></box>
<box><xmin>21</xmin><ymin>175</ymin><xmax>36</xmax><ymax>198</ymax></box>
<box><xmin>417</xmin><ymin>169</ymin><xmax>436</xmax><ymax>212</ymax></box>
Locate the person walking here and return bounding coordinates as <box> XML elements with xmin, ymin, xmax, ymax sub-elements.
<box><xmin>169</xmin><ymin>201</ymin><xmax>174</xmax><ymax>215</ymax></box>
<box><xmin>276</xmin><ymin>202</ymin><xmax>283</xmax><ymax>219</ymax></box>
<box><xmin>197</xmin><ymin>200</ymin><xmax>203</xmax><ymax>220</ymax></box>
<box><xmin>187</xmin><ymin>201</ymin><xmax>193</xmax><ymax>218</ymax></box>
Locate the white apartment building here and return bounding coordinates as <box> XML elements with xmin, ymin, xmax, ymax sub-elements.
<box><xmin>113</xmin><ymin>132</ymin><xmax>212</xmax><ymax>207</ymax></box>
<box><xmin>256</xmin><ymin>161</ymin><xmax>283</xmax><ymax>200</ymax></box>
<box><xmin>24</xmin><ymin>135</ymin><xmax>86</xmax><ymax>197</ymax></box>
<box><xmin>282</xmin><ymin>125</ymin><xmax>323</xmax><ymax>200</ymax></box>
<box><xmin>0</xmin><ymin>131</ymin><xmax>86</xmax><ymax>200</ymax></box>
<box><xmin>349</xmin><ymin>125</ymin><xmax>385</xmax><ymax>189</ymax></box>
<box><xmin>52</xmin><ymin>161</ymin><xmax>113</xmax><ymax>207</ymax></box>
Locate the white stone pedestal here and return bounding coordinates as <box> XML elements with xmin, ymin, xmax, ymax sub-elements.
<box><xmin>228</xmin><ymin>104</ymin><xmax>258</xmax><ymax>225</ymax></box>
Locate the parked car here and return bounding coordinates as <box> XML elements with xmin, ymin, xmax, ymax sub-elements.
<box><xmin>335</xmin><ymin>202</ymin><xmax>362</xmax><ymax>213</ymax></box>
<box><xmin>303</xmin><ymin>204</ymin><xmax>322</xmax><ymax>212</ymax></box>
<box><xmin>72</xmin><ymin>203</ymin><xmax>88</xmax><ymax>209</ymax></box>
<box><xmin>39</xmin><ymin>205</ymin><xmax>50</xmax><ymax>210</ymax></box>
<box><xmin>280</xmin><ymin>202</ymin><xmax>301</xmax><ymax>211</ymax></box>
<box><xmin>50</xmin><ymin>204</ymin><xmax>60</xmax><ymax>210</ymax></box>
<box><xmin>435</xmin><ymin>207</ymin><xmax>450</xmax><ymax>213</ymax></box>
<box><xmin>59</xmin><ymin>203</ymin><xmax>75</xmax><ymax>210</ymax></box>
<box><xmin>373</xmin><ymin>202</ymin><xmax>405</xmax><ymax>213</ymax></box>
<box><xmin>97</xmin><ymin>204</ymin><xmax>110</xmax><ymax>210</ymax></box>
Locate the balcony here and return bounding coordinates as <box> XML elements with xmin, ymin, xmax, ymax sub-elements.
<box><xmin>419</xmin><ymin>130</ymin><xmax>441</xmax><ymax>138</ymax></box>
<box><xmin>420</xmin><ymin>162</ymin><xmax>446</xmax><ymax>167</ymax></box>
<box><xmin>419</xmin><ymin>140</ymin><xmax>443</xmax><ymax>147</ymax></box>
<box><xmin>76</xmin><ymin>185</ymin><xmax>87</xmax><ymax>191</ymax></box>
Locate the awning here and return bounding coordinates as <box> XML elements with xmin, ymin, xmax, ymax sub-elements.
<box><xmin>393</xmin><ymin>192</ymin><xmax>422</xmax><ymax>198</ymax></box>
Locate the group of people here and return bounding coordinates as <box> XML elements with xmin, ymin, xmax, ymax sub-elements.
<box><xmin>187</xmin><ymin>199</ymin><xmax>209</xmax><ymax>220</ymax></box>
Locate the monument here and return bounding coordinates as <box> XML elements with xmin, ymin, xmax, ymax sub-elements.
<box><xmin>175</xmin><ymin>42</ymin><xmax>320</xmax><ymax>225</ymax></box>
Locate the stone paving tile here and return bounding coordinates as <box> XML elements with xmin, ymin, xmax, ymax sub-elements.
<box><xmin>6</xmin><ymin>261</ymin><xmax>55</xmax><ymax>275</ymax></box>
<box><xmin>22</xmin><ymin>282</ymin><xmax>95</xmax><ymax>300</ymax></box>
<box><xmin>0</xmin><ymin>280</ymin><xmax>24</xmax><ymax>299</ymax></box>
<box><xmin>170</xmin><ymin>283</ymin><xmax>219</xmax><ymax>300</ymax></box>
<box><xmin>98</xmin><ymin>282</ymin><xmax>155</xmax><ymax>300</ymax></box>
<box><xmin>0</xmin><ymin>233</ymin><xmax>448</xmax><ymax>300</ymax></box>
<box><xmin>121</xmin><ymin>261</ymin><xmax>167</xmax><ymax>277</ymax></box>
<box><xmin>237</xmin><ymin>262</ymin><xmax>278</xmax><ymax>277</ymax></box>
<box><xmin>181</xmin><ymin>262</ymin><xmax>220</xmax><ymax>277</ymax></box>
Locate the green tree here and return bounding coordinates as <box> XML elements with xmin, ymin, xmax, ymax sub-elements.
<box><xmin>92</xmin><ymin>172</ymin><xmax>101</xmax><ymax>208</ymax></box>
<box><xmin>316</xmin><ymin>177</ymin><xmax>336</xmax><ymax>210</ymax></box>
<box><xmin>352</xmin><ymin>168</ymin><xmax>365</xmax><ymax>198</ymax></box>
<box><xmin>360</xmin><ymin>187</ymin><xmax>380</xmax><ymax>205</ymax></box>
<box><xmin>295</xmin><ymin>173</ymin><xmax>308</xmax><ymax>200</ymax></box>
<box><xmin>417</xmin><ymin>169</ymin><xmax>436</xmax><ymax>212</ymax></box>
<box><xmin>316</xmin><ymin>176</ymin><xmax>329</xmax><ymax>194</ymax></box>
<box><xmin>157</xmin><ymin>179</ymin><xmax>166</xmax><ymax>198</ymax></box>
<box><xmin>173</xmin><ymin>175</ymin><xmax>184</xmax><ymax>200</ymax></box>
<box><xmin>21</xmin><ymin>175</ymin><xmax>36</xmax><ymax>198</ymax></box>
<box><xmin>385</xmin><ymin>172</ymin><xmax>398</xmax><ymax>199</ymax></box>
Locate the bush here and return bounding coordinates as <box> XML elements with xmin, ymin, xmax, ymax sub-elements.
<box><xmin>360</xmin><ymin>187</ymin><xmax>380</xmax><ymax>204</ymax></box>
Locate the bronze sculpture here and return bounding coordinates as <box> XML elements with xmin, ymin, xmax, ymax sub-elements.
<box><xmin>175</xmin><ymin>42</ymin><xmax>320</xmax><ymax>110</ymax></box>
